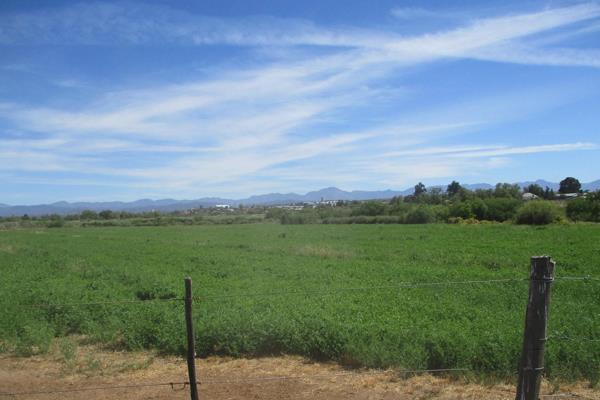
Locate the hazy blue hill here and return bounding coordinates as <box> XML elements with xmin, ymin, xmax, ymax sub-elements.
<box><xmin>518</xmin><ymin>179</ymin><xmax>559</xmax><ymax>190</ymax></box>
<box><xmin>242</xmin><ymin>192</ymin><xmax>305</xmax><ymax>205</ymax></box>
<box><xmin>583</xmin><ymin>179</ymin><xmax>600</xmax><ymax>191</ymax></box>
<box><xmin>1</xmin><ymin>179</ymin><xmax>599</xmax><ymax>217</ymax></box>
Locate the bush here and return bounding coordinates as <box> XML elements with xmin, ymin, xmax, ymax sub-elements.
<box><xmin>280</xmin><ymin>212</ymin><xmax>319</xmax><ymax>224</ymax></box>
<box><xmin>46</xmin><ymin>218</ymin><xmax>65</xmax><ymax>228</ymax></box>
<box><xmin>405</xmin><ymin>206</ymin><xmax>434</xmax><ymax>224</ymax></box>
<box><xmin>449</xmin><ymin>202</ymin><xmax>473</xmax><ymax>219</ymax></box>
<box><xmin>484</xmin><ymin>198</ymin><xmax>521</xmax><ymax>222</ymax></box>
<box><xmin>515</xmin><ymin>201</ymin><xmax>562</xmax><ymax>225</ymax></box>
<box><xmin>566</xmin><ymin>196</ymin><xmax>600</xmax><ymax>222</ymax></box>
<box><xmin>351</xmin><ymin>201</ymin><xmax>386</xmax><ymax>216</ymax></box>
<box><xmin>469</xmin><ymin>198</ymin><xmax>488</xmax><ymax>220</ymax></box>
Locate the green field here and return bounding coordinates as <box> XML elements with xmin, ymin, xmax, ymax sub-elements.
<box><xmin>1</xmin><ymin>224</ymin><xmax>599</xmax><ymax>382</ymax></box>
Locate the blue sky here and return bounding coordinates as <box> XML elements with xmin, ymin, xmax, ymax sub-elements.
<box><xmin>1</xmin><ymin>1</ymin><xmax>600</xmax><ymax>204</ymax></box>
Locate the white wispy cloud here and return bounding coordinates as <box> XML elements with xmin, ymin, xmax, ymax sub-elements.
<box><xmin>383</xmin><ymin>142</ymin><xmax>598</xmax><ymax>158</ymax></box>
<box><xmin>1</xmin><ymin>2</ymin><xmax>599</xmax><ymax>198</ymax></box>
<box><xmin>390</xmin><ymin>7</ymin><xmax>455</xmax><ymax>20</ymax></box>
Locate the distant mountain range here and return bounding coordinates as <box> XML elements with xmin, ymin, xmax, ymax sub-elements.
<box><xmin>1</xmin><ymin>179</ymin><xmax>599</xmax><ymax>217</ymax></box>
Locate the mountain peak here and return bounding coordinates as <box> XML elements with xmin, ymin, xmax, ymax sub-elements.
<box><xmin>1</xmin><ymin>179</ymin><xmax>599</xmax><ymax>217</ymax></box>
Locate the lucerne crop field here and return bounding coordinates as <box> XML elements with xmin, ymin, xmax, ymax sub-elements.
<box><xmin>1</xmin><ymin>223</ymin><xmax>599</xmax><ymax>382</ymax></box>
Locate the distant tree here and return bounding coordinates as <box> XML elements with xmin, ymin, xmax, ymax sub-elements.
<box><xmin>426</xmin><ymin>187</ymin><xmax>444</xmax><ymax>204</ymax></box>
<box><xmin>47</xmin><ymin>214</ymin><xmax>64</xmax><ymax>228</ymax></box>
<box><xmin>469</xmin><ymin>198</ymin><xmax>488</xmax><ymax>220</ymax></box>
<box><xmin>447</xmin><ymin>181</ymin><xmax>462</xmax><ymax>197</ymax></box>
<box><xmin>98</xmin><ymin>210</ymin><xmax>114</xmax><ymax>220</ymax></box>
<box><xmin>449</xmin><ymin>202</ymin><xmax>473</xmax><ymax>219</ymax></box>
<box><xmin>566</xmin><ymin>190</ymin><xmax>600</xmax><ymax>222</ymax></box>
<box><xmin>405</xmin><ymin>205</ymin><xmax>434</xmax><ymax>224</ymax></box>
<box><xmin>80</xmin><ymin>209</ymin><xmax>98</xmax><ymax>220</ymax></box>
<box><xmin>493</xmin><ymin>183</ymin><xmax>521</xmax><ymax>199</ymax></box>
<box><xmin>48</xmin><ymin>213</ymin><xmax>62</xmax><ymax>221</ymax></box>
<box><xmin>524</xmin><ymin>184</ymin><xmax>544</xmax><ymax>198</ymax></box>
<box><xmin>473</xmin><ymin>188</ymin><xmax>493</xmax><ymax>199</ymax></box>
<box><xmin>21</xmin><ymin>214</ymin><xmax>30</xmax><ymax>220</ymax></box>
<box><xmin>542</xmin><ymin>186</ymin><xmax>555</xmax><ymax>200</ymax></box>
<box><xmin>414</xmin><ymin>182</ymin><xmax>427</xmax><ymax>196</ymax></box>
<box><xmin>352</xmin><ymin>201</ymin><xmax>386</xmax><ymax>216</ymax></box>
<box><xmin>483</xmin><ymin>197</ymin><xmax>521</xmax><ymax>221</ymax></box>
<box><xmin>559</xmin><ymin>177</ymin><xmax>581</xmax><ymax>194</ymax></box>
<box><xmin>516</xmin><ymin>201</ymin><xmax>562</xmax><ymax>225</ymax></box>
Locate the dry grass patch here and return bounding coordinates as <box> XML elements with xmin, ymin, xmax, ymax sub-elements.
<box><xmin>294</xmin><ymin>244</ymin><xmax>355</xmax><ymax>259</ymax></box>
<box><xmin>0</xmin><ymin>243</ymin><xmax>16</xmax><ymax>253</ymax></box>
<box><xmin>1</xmin><ymin>351</ymin><xmax>599</xmax><ymax>399</ymax></box>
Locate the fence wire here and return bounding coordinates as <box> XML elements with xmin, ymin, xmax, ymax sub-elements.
<box><xmin>549</xmin><ymin>334</ymin><xmax>600</xmax><ymax>343</ymax></box>
<box><xmin>0</xmin><ymin>381</ymin><xmax>195</xmax><ymax>397</ymax></box>
<box><xmin>540</xmin><ymin>394</ymin><xmax>596</xmax><ymax>399</ymax></box>
<box><xmin>193</xmin><ymin>278</ymin><xmax>528</xmax><ymax>301</ymax></box>
<box><xmin>194</xmin><ymin>275</ymin><xmax>596</xmax><ymax>301</ymax></box>
<box><xmin>199</xmin><ymin>367</ymin><xmax>469</xmax><ymax>385</ymax></box>
<box><xmin>5</xmin><ymin>275</ymin><xmax>595</xmax><ymax>308</ymax></box>
<box><xmin>0</xmin><ymin>274</ymin><xmax>598</xmax><ymax>398</ymax></box>
<box><xmin>0</xmin><ymin>369</ymin><xmax>470</xmax><ymax>397</ymax></box>
<box><xmin>8</xmin><ymin>297</ymin><xmax>183</xmax><ymax>308</ymax></box>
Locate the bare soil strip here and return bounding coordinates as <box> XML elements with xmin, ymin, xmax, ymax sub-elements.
<box><xmin>0</xmin><ymin>345</ymin><xmax>598</xmax><ymax>400</ymax></box>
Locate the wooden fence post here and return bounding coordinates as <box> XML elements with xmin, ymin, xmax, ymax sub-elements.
<box><xmin>515</xmin><ymin>256</ymin><xmax>555</xmax><ymax>400</ymax></box>
<box><xmin>185</xmin><ymin>277</ymin><xmax>199</xmax><ymax>400</ymax></box>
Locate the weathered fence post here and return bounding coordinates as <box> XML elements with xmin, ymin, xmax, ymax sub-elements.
<box><xmin>515</xmin><ymin>256</ymin><xmax>555</xmax><ymax>400</ymax></box>
<box><xmin>185</xmin><ymin>277</ymin><xmax>199</xmax><ymax>400</ymax></box>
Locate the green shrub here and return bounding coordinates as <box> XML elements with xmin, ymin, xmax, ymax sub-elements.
<box><xmin>280</xmin><ymin>212</ymin><xmax>319</xmax><ymax>224</ymax></box>
<box><xmin>484</xmin><ymin>198</ymin><xmax>521</xmax><ymax>222</ymax></box>
<box><xmin>15</xmin><ymin>322</ymin><xmax>54</xmax><ymax>356</ymax></box>
<box><xmin>405</xmin><ymin>206</ymin><xmax>434</xmax><ymax>224</ymax></box>
<box><xmin>566</xmin><ymin>195</ymin><xmax>600</xmax><ymax>222</ymax></box>
<box><xmin>515</xmin><ymin>201</ymin><xmax>562</xmax><ymax>225</ymax></box>
<box><xmin>351</xmin><ymin>201</ymin><xmax>386</xmax><ymax>216</ymax></box>
<box><xmin>449</xmin><ymin>202</ymin><xmax>473</xmax><ymax>219</ymax></box>
<box><xmin>46</xmin><ymin>219</ymin><xmax>65</xmax><ymax>228</ymax></box>
<box><xmin>469</xmin><ymin>198</ymin><xmax>489</xmax><ymax>220</ymax></box>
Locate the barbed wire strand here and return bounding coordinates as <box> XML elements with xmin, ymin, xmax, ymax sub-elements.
<box><xmin>557</xmin><ymin>276</ymin><xmax>598</xmax><ymax>282</ymax></box>
<box><xmin>5</xmin><ymin>275</ymin><xmax>596</xmax><ymax>307</ymax></box>
<box><xmin>540</xmin><ymin>393</ymin><xmax>596</xmax><ymax>399</ymax></box>
<box><xmin>195</xmin><ymin>275</ymin><xmax>597</xmax><ymax>301</ymax></box>
<box><xmin>0</xmin><ymin>381</ymin><xmax>195</xmax><ymax>397</ymax></box>
<box><xmin>199</xmin><ymin>367</ymin><xmax>470</xmax><ymax>385</ymax></box>
<box><xmin>549</xmin><ymin>335</ymin><xmax>600</xmax><ymax>343</ymax></box>
<box><xmin>9</xmin><ymin>297</ymin><xmax>183</xmax><ymax>308</ymax></box>
<box><xmin>194</xmin><ymin>278</ymin><xmax>529</xmax><ymax>301</ymax></box>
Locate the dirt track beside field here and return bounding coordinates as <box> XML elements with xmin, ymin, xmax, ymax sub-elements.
<box><xmin>0</xmin><ymin>346</ymin><xmax>598</xmax><ymax>400</ymax></box>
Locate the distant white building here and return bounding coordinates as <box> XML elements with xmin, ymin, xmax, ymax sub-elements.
<box><xmin>275</xmin><ymin>205</ymin><xmax>304</xmax><ymax>210</ymax></box>
<box><xmin>317</xmin><ymin>200</ymin><xmax>339</xmax><ymax>206</ymax></box>
<box><xmin>215</xmin><ymin>204</ymin><xmax>231</xmax><ymax>209</ymax></box>
<box><xmin>522</xmin><ymin>193</ymin><xmax>539</xmax><ymax>201</ymax></box>
<box><xmin>559</xmin><ymin>193</ymin><xmax>580</xmax><ymax>199</ymax></box>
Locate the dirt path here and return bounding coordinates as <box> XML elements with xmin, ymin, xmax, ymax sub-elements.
<box><xmin>0</xmin><ymin>345</ymin><xmax>598</xmax><ymax>400</ymax></box>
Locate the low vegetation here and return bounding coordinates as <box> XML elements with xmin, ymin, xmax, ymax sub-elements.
<box><xmin>1</xmin><ymin>179</ymin><xmax>599</xmax><ymax>229</ymax></box>
<box><xmin>272</xmin><ymin>182</ymin><xmax>598</xmax><ymax>226</ymax></box>
<box><xmin>1</xmin><ymin>224</ymin><xmax>599</xmax><ymax>383</ymax></box>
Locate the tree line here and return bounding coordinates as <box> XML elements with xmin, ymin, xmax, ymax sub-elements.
<box><xmin>272</xmin><ymin>177</ymin><xmax>599</xmax><ymax>225</ymax></box>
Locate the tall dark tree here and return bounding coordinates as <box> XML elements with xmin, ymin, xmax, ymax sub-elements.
<box><xmin>525</xmin><ymin>184</ymin><xmax>544</xmax><ymax>197</ymax></box>
<box><xmin>494</xmin><ymin>183</ymin><xmax>521</xmax><ymax>199</ymax></box>
<box><xmin>414</xmin><ymin>182</ymin><xmax>427</xmax><ymax>196</ymax></box>
<box><xmin>447</xmin><ymin>180</ymin><xmax>462</xmax><ymax>197</ymax></box>
<box><xmin>559</xmin><ymin>177</ymin><xmax>581</xmax><ymax>194</ymax></box>
<box><xmin>98</xmin><ymin>210</ymin><xmax>114</xmax><ymax>220</ymax></box>
<box><xmin>80</xmin><ymin>209</ymin><xmax>98</xmax><ymax>220</ymax></box>
<box><xmin>543</xmin><ymin>186</ymin><xmax>555</xmax><ymax>200</ymax></box>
